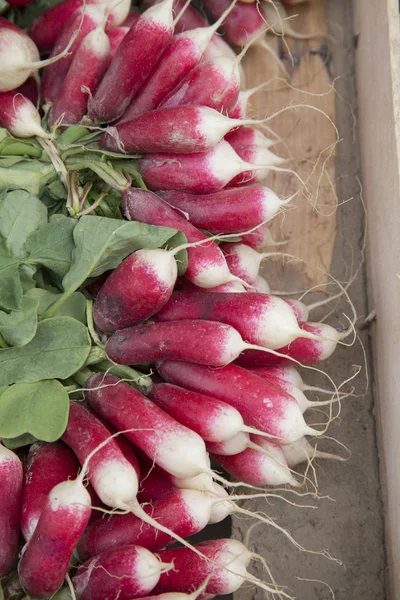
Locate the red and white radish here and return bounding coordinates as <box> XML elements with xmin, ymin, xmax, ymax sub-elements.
<box><xmin>137</xmin><ymin>140</ymin><xmax>291</xmax><ymax>193</ymax></box>
<box><xmin>252</xmin><ymin>275</ymin><xmax>271</xmax><ymax>293</ymax></box>
<box><xmin>256</xmin><ymin>364</ymin><xmax>337</xmax><ymax>396</ymax></box>
<box><xmin>106</xmin><ymin>25</ymin><xmax>129</xmax><ymax>64</ymax></box>
<box><xmin>154</xmin><ymin>292</ymin><xmax>317</xmax><ymax>349</ymax></box>
<box><xmin>49</xmin><ymin>26</ymin><xmax>110</xmax><ymax>126</ymax></box>
<box><xmin>158</xmin><ymin>185</ymin><xmax>285</xmax><ymax>234</ymax></box>
<box><xmin>157</xmin><ymin>361</ymin><xmax>320</xmax><ymax>444</ymax></box>
<box><xmin>0</xmin><ymin>18</ymin><xmax>76</xmax><ymax>92</ymax></box>
<box><xmin>203</xmin><ymin>0</ymin><xmax>266</xmax><ymax>46</ymax></box>
<box><xmin>118</xmin><ymin>1</ymin><xmax>239</xmax><ymax>121</ymax></box>
<box><xmin>93</xmin><ymin>248</ymin><xmax>178</xmax><ymax>333</ymax></box>
<box><xmin>122</xmin><ymin>187</ymin><xmax>243</xmax><ymax>288</ymax></box>
<box><xmin>282</xmin><ymin>437</ymin><xmax>346</xmax><ymax>468</ymax></box>
<box><xmin>72</xmin><ymin>545</ymin><xmax>172</xmax><ymax>600</ymax></box>
<box><xmin>41</xmin><ymin>5</ymin><xmax>107</xmax><ymax>103</ymax></box>
<box><xmin>88</xmin><ymin>0</ymin><xmax>175</xmax><ymax>123</ymax></box>
<box><xmin>0</xmin><ymin>91</ymin><xmax>47</xmax><ymax>138</ymax></box>
<box><xmin>0</xmin><ymin>444</ymin><xmax>23</xmax><ymax>576</ymax></box>
<box><xmin>18</xmin><ymin>475</ymin><xmax>91</xmax><ymax>598</ymax></box>
<box><xmin>21</xmin><ymin>441</ymin><xmax>79</xmax><ymax>542</ymax></box>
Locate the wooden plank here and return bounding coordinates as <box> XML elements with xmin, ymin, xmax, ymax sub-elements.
<box><xmin>353</xmin><ymin>0</ymin><xmax>400</xmax><ymax>597</ymax></box>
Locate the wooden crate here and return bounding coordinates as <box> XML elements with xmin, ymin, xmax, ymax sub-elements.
<box><xmin>229</xmin><ymin>1</ymin><xmax>391</xmax><ymax>598</ymax></box>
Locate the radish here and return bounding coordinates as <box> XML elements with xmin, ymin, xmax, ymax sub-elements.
<box><xmin>21</xmin><ymin>442</ymin><xmax>79</xmax><ymax>542</ymax></box>
<box><xmin>62</xmin><ymin>400</ymin><xmax>213</xmax><ymax>553</ymax></box>
<box><xmin>72</xmin><ymin>545</ymin><xmax>173</xmax><ymax>600</ymax></box>
<box><xmin>203</xmin><ymin>0</ymin><xmax>266</xmax><ymax>46</ymax></box>
<box><xmin>122</xmin><ymin>7</ymin><xmax>142</xmax><ymax>28</ymax></box>
<box><xmin>240</xmin><ymin>222</ymin><xmax>282</xmax><ymax>250</ymax></box>
<box><xmin>137</xmin><ymin>140</ymin><xmax>294</xmax><ymax>193</ymax></box>
<box><xmin>103</xmin><ymin>105</ymin><xmax>283</xmax><ymax>154</ymax></box>
<box><xmin>118</xmin><ymin>1</ymin><xmax>238</xmax><ymax>122</ymax></box>
<box><xmin>122</xmin><ymin>187</ymin><xmax>244</xmax><ymax>288</ymax></box>
<box><xmin>41</xmin><ymin>5</ymin><xmax>107</xmax><ymax>103</ymax></box>
<box><xmin>252</xmin><ymin>275</ymin><xmax>271</xmax><ymax>293</ymax></box>
<box><xmin>148</xmin><ymin>382</ymin><xmax>276</xmax><ymax>442</ymax></box>
<box><xmin>171</xmin><ymin>0</ymin><xmax>237</xmax><ymax>62</ymax></box>
<box><xmin>236</xmin><ymin>321</ymin><xmax>342</xmax><ymax>367</ymax></box>
<box><xmin>153</xmin><ymin>292</ymin><xmax>317</xmax><ymax>350</ymax></box>
<box><xmin>255</xmin><ymin>364</ymin><xmax>338</xmax><ymax>397</ymax></box>
<box><xmin>212</xmin><ymin>443</ymin><xmax>297</xmax><ymax>486</ymax></box>
<box><xmin>225</xmin><ymin>125</ymin><xmax>276</xmax><ymax>151</ymax></box>
<box><xmin>206</xmin><ymin>431</ymin><xmax>251</xmax><ymax>455</ymax></box>
<box><xmin>0</xmin><ymin>445</ymin><xmax>23</xmax><ymax>577</ymax></box>
<box><xmin>93</xmin><ymin>248</ymin><xmax>178</xmax><ymax>333</ymax></box>
<box><xmin>0</xmin><ymin>17</ymin><xmax>78</xmax><ymax>92</ymax></box>
<box><xmin>88</xmin><ymin>0</ymin><xmax>175</xmax><ymax>123</ymax></box>
<box><xmin>157</xmin><ymin>361</ymin><xmax>320</xmax><ymax>444</ymax></box>
<box><xmin>14</xmin><ymin>77</ymin><xmax>39</xmax><ymax>107</ymax></box>
<box><xmin>246</xmin><ymin>368</ymin><xmax>339</xmax><ymax>413</ymax></box>
<box><xmin>157</xmin><ymin>185</ymin><xmax>286</xmax><ymax>234</ymax></box>
<box><xmin>18</xmin><ymin>472</ymin><xmax>92</xmax><ymax>598</ymax></box>
<box><xmin>0</xmin><ymin>91</ymin><xmax>48</xmax><ymax>138</ymax></box>
<box><xmin>76</xmin><ymin>488</ymin><xmax>213</xmax><ymax>561</ymax></box>
<box><xmin>153</xmin><ymin>539</ymin><xmax>284</xmax><ymax>597</ymax></box>
<box><xmin>105</xmin><ymin>319</ymin><xmax>317</xmax><ymax>366</ymax></box>
<box><xmin>106</xmin><ymin>26</ymin><xmax>129</xmax><ymax>64</ymax></box>
<box><xmin>175</xmin><ymin>276</ymin><xmax>246</xmax><ymax>293</ymax></box>
<box><xmin>27</xmin><ymin>0</ymin><xmax>92</xmax><ymax>52</ymax></box>
<box><xmin>227</xmin><ymin>142</ymin><xmax>286</xmax><ymax>187</ymax></box>
<box><xmin>49</xmin><ymin>26</ymin><xmax>110</xmax><ymax>126</ymax></box>
<box><xmin>158</xmin><ymin>56</ymin><xmax>240</xmax><ymax>112</ymax></box>
<box><xmin>282</xmin><ymin>437</ymin><xmax>346</xmax><ymax>468</ymax></box>
<box><xmin>85</xmin><ymin>373</ymin><xmax>213</xmax><ymax>482</ymax></box>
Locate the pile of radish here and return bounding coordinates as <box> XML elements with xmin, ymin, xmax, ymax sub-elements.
<box><xmin>0</xmin><ymin>0</ymin><xmax>345</xmax><ymax>598</ymax></box>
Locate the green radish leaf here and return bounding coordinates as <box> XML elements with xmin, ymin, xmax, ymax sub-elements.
<box><xmin>62</xmin><ymin>216</ymin><xmax>179</xmax><ymax>293</ymax></box>
<box><xmin>0</xmin><ymin>239</ymin><xmax>23</xmax><ymax>311</ymax></box>
<box><xmin>0</xmin><ymin>161</ymin><xmax>55</xmax><ymax>195</ymax></box>
<box><xmin>20</xmin><ymin>264</ymin><xmax>38</xmax><ymax>292</ymax></box>
<box><xmin>0</xmin><ymin>294</ymin><xmax>39</xmax><ymax>347</ymax></box>
<box><xmin>0</xmin><ymin>317</ymin><xmax>91</xmax><ymax>386</ymax></box>
<box><xmin>26</xmin><ymin>214</ymin><xmax>76</xmax><ymax>277</ymax></box>
<box><xmin>28</xmin><ymin>289</ymin><xmax>86</xmax><ymax>323</ymax></box>
<box><xmin>0</xmin><ymin>190</ymin><xmax>47</xmax><ymax>258</ymax></box>
<box><xmin>163</xmin><ymin>231</ymin><xmax>188</xmax><ymax>276</ymax></box>
<box><xmin>3</xmin><ymin>433</ymin><xmax>37</xmax><ymax>449</ymax></box>
<box><xmin>0</xmin><ymin>379</ymin><xmax>69</xmax><ymax>442</ymax></box>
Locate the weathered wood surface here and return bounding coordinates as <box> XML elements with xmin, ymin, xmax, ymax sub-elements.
<box><xmin>230</xmin><ymin>1</ymin><xmax>386</xmax><ymax>598</ymax></box>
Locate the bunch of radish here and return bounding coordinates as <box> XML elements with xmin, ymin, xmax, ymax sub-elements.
<box><xmin>0</xmin><ymin>0</ymin><xmax>346</xmax><ymax>598</ymax></box>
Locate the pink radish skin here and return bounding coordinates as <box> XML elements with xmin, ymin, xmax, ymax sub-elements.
<box><xmin>14</xmin><ymin>78</ymin><xmax>39</xmax><ymax>107</ymax></box>
<box><xmin>21</xmin><ymin>442</ymin><xmax>79</xmax><ymax>542</ymax></box>
<box><xmin>122</xmin><ymin>188</ymin><xmax>241</xmax><ymax>288</ymax></box>
<box><xmin>157</xmin><ymin>361</ymin><xmax>319</xmax><ymax>444</ymax></box>
<box><xmin>106</xmin><ymin>319</ymin><xmax>281</xmax><ymax>366</ymax></box>
<box><xmin>0</xmin><ymin>445</ymin><xmax>23</xmax><ymax>576</ymax></box>
<box><xmin>149</xmin><ymin>382</ymin><xmax>257</xmax><ymax>442</ymax></box>
<box><xmin>49</xmin><ymin>27</ymin><xmax>110</xmax><ymax>126</ymax></box>
<box><xmin>153</xmin><ymin>541</ymin><xmax>249</xmax><ymax>596</ymax></box>
<box><xmin>255</xmin><ymin>364</ymin><xmax>337</xmax><ymax>397</ymax></box>
<box><xmin>7</xmin><ymin>0</ymin><xmax>32</xmax><ymax>6</ymax></box>
<box><xmin>41</xmin><ymin>5</ymin><xmax>106</xmax><ymax>103</ymax></box>
<box><xmin>246</xmin><ymin>369</ymin><xmax>316</xmax><ymax>413</ymax></box>
<box><xmin>212</xmin><ymin>442</ymin><xmax>296</xmax><ymax>486</ymax></box>
<box><xmin>73</xmin><ymin>546</ymin><xmax>171</xmax><ymax>600</ymax></box>
<box><xmin>88</xmin><ymin>0</ymin><xmax>175</xmax><ymax>123</ymax></box>
<box><xmin>206</xmin><ymin>431</ymin><xmax>250</xmax><ymax>455</ymax></box>
<box><xmin>122</xmin><ymin>7</ymin><xmax>142</xmax><ymax>28</ymax></box>
<box><xmin>102</xmin><ymin>106</ymin><xmax>275</xmax><ymax>154</ymax></box>
<box><xmin>106</xmin><ymin>26</ymin><xmax>129</xmax><ymax>65</ymax></box>
<box><xmin>93</xmin><ymin>248</ymin><xmax>178</xmax><ymax>333</ymax></box>
<box><xmin>0</xmin><ymin>91</ymin><xmax>47</xmax><ymax>137</ymax></box>
<box><xmin>159</xmin><ymin>56</ymin><xmax>240</xmax><ymax>112</ymax></box>
<box><xmin>154</xmin><ymin>292</ymin><xmax>314</xmax><ymax>350</ymax></box>
<box><xmin>283</xmin><ymin>298</ymin><xmax>309</xmax><ymax>321</ymax></box>
<box><xmin>175</xmin><ymin>276</ymin><xmax>245</xmax><ymax>293</ymax></box>
<box><xmin>77</xmin><ymin>488</ymin><xmax>212</xmax><ymax>561</ymax></box>
<box><xmin>239</xmin><ymin>223</ymin><xmax>279</xmax><ymax>250</ymax></box>
<box><xmin>119</xmin><ymin>2</ymin><xmax>237</xmax><ymax>122</ymax></box>
<box><xmin>27</xmin><ymin>0</ymin><xmax>91</xmax><ymax>52</ymax></box>
<box><xmin>236</xmin><ymin>321</ymin><xmax>341</xmax><ymax>367</ymax></box>
<box><xmin>227</xmin><ymin>144</ymin><xmax>286</xmax><ymax>187</ymax></box>
<box><xmin>137</xmin><ymin>139</ymin><xmax>280</xmax><ymax>194</ymax></box>
<box><xmin>158</xmin><ymin>186</ymin><xmax>284</xmax><ymax>233</ymax></box>
<box><xmin>18</xmin><ymin>479</ymin><xmax>91</xmax><ymax>598</ymax></box>
<box><xmin>203</xmin><ymin>0</ymin><xmax>265</xmax><ymax>46</ymax></box>
<box><xmin>85</xmin><ymin>373</ymin><xmax>212</xmax><ymax>481</ymax></box>
<box><xmin>225</xmin><ymin>126</ymin><xmax>275</xmax><ymax>151</ymax></box>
